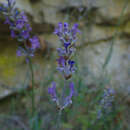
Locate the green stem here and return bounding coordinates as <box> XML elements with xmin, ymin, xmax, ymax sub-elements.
<box><xmin>28</xmin><ymin>57</ymin><xmax>35</xmax><ymax>116</ymax></box>
<box><xmin>56</xmin><ymin>110</ymin><xmax>62</xmax><ymax>130</ymax></box>
<box><xmin>102</xmin><ymin>0</ymin><xmax>129</xmax><ymax>69</ymax></box>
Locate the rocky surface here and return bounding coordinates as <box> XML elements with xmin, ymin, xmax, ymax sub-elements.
<box><xmin>0</xmin><ymin>0</ymin><xmax>129</xmax><ymax>102</ymax></box>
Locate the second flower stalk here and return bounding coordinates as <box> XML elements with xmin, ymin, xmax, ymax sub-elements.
<box><xmin>48</xmin><ymin>22</ymin><xmax>80</xmax><ymax>111</ymax></box>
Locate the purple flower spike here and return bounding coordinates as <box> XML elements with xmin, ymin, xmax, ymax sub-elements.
<box><xmin>48</xmin><ymin>22</ymin><xmax>79</xmax><ymax>111</ymax></box>
<box><xmin>16</xmin><ymin>49</ymin><xmax>22</xmax><ymax>57</ymax></box>
<box><xmin>0</xmin><ymin>0</ymin><xmax>40</xmax><ymax>58</ymax></box>
<box><xmin>97</xmin><ymin>87</ymin><xmax>115</xmax><ymax>119</ymax></box>
<box><xmin>53</xmin><ymin>22</ymin><xmax>80</xmax><ymax>79</ymax></box>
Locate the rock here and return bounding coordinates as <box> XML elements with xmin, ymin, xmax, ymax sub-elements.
<box><xmin>0</xmin><ymin>0</ymin><xmax>130</xmax><ymax>103</ymax></box>
<box><xmin>124</xmin><ymin>21</ymin><xmax>130</xmax><ymax>34</ymax></box>
<box><xmin>78</xmin><ymin>38</ymin><xmax>130</xmax><ymax>94</ymax></box>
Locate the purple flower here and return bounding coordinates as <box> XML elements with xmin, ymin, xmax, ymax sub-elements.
<box><xmin>56</xmin><ymin>57</ymin><xmax>76</xmax><ymax>78</ymax></box>
<box><xmin>15</xmin><ymin>11</ymin><xmax>28</xmax><ymax>29</ymax></box>
<box><xmin>54</xmin><ymin>22</ymin><xmax>63</xmax><ymax>37</ymax></box>
<box><xmin>68</xmin><ymin>60</ymin><xmax>75</xmax><ymax>69</ymax></box>
<box><xmin>16</xmin><ymin>47</ymin><xmax>26</xmax><ymax>57</ymax></box>
<box><xmin>0</xmin><ymin>6</ymin><xmax>3</xmax><ymax>11</ymax></box>
<box><xmin>21</xmin><ymin>30</ymin><xmax>30</xmax><ymax>39</ymax></box>
<box><xmin>57</xmin><ymin>56</ymin><xmax>65</xmax><ymax>66</ymax></box>
<box><xmin>64</xmin><ymin>42</ymin><xmax>71</xmax><ymax>51</ymax></box>
<box><xmin>20</xmin><ymin>11</ymin><xmax>28</xmax><ymax>22</ymax></box>
<box><xmin>48</xmin><ymin>22</ymin><xmax>79</xmax><ymax>111</ymax></box>
<box><xmin>48</xmin><ymin>81</ymin><xmax>75</xmax><ymax>110</ymax></box>
<box><xmin>57</xmin><ymin>22</ymin><xmax>63</xmax><ymax>33</ymax></box>
<box><xmin>4</xmin><ymin>17</ymin><xmax>11</xmax><ymax>24</ymax></box>
<box><xmin>16</xmin><ymin>20</ymin><xmax>24</xmax><ymax>29</ymax></box>
<box><xmin>71</xmin><ymin>24</ymin><xmax>80</xmax><ymax>35</ymax></box>
<box><xmin>69</xmin><ymin>82</ymin><xmax>75</xmax><ymax>98</ymax></box>
<box><xmin>54</xmin><ymin>22</ymin><xmax>79</xmax><ymax>79</ymax></box>
<box><xmin>29</xmin><ymin>36</ymin><xmax>40</xmax><ymax>50</ymax></box>
<box><xmin>62</xmin><ymin>82</ymin><xmax>75</xmax><ymax>109</ymax></box>
<box><xmin>15</xmin><ymin>10</ymin><xmax>19</xmax><ymax>16</ymax></box>
<box><xmin>57</xmin><ymin>48</ymin><xmax>66</xmax><ymax>56</ymax></box>
<box><xmin>15</xmin><ymin>12</ymin><xmax>28</xmax><ymax>29</ymax></box>
<box><xmin>64</xmin><ymin>22</ymin><xmax>69</xmax><ymax>33</ymax></box>
<box><xmin>54</xmin><ymin>22</ymin><xmax>80</xmax><ymax>43</ymax></box>
<box><xmin>11</xmin><ymin>30</ymin><xmax>16</xmax><ymax>38</ymax></box>
<box><xmin>48</xmin><ymin>82</ymin><xmax>58</xmax><ymax>102</ymax></box>
<box><xmin>25</xmin><ymin>24</ymin><xmax>32</xmax><ymax>32</ymax></box>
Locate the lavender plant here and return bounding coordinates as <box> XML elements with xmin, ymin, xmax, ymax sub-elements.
<box><xmin>97</xmin><ymin>87</ymin><xmax>115</xmax><ymax>119</ymax></box>
<box><xmin>0</xmin><ymin>0</ymin><xmax>40</xmax><ymax>58</ymax></box>
<box><xmin>0</xmin><ymin>0</ymin><xmax>40</xmax><ymax>116</ymax></box>
<box><xmin>48</xmin><ymin>22</ymin><xmax>80</xmax><ymax>112</ymax></box>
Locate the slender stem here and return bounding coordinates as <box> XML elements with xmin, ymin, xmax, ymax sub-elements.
<box><xmin>56</xmin><ymin>80</ymin><xmax>67</xmax><ymax>130</ymax></box>
<box><xmin>28</xmin><ymin>57</ymin><xmax>35</xmax><ymax>116</ymax></box>
<box><xmin>102</xmin><ymin>0</ymin><xmax>129</xmax><ymax>69</ymax></box>
<box><xmin>56</xmin><ymin>110</ymin><xmax>62</xmax><ymax>130</ymax></box>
